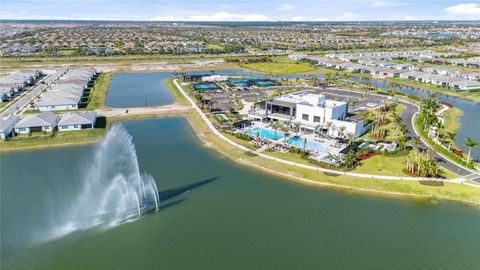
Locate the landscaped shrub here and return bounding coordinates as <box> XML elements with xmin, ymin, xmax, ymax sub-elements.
<box><xmin>235</xmin><ymin>133</ymin><xmax>254</xmax><ymax>141</ymax></box>
<box><xmin>288</xmin><ymin>146</ymin><xmax>309</xmax><ymax>157</ymax></box>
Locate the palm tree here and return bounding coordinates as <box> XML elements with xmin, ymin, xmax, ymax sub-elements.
<box><xmin>279</xmin><ymin>124</ymin><xmax>290</xmax><ymax>143</ymax></box>
<box><xmin>445</xmin><ymin>132</ymin><xmax>456</xmax><ymax>151</ymax></box>
<box><xmin>337</xmin><ymin>126</ymin><xmax>347</xmax><ymax>138</ymax></box>
<box><xmin>346</xmin><ymin>133</ymin><xmax>355</xmax><ymax>145</ymax></box>
<box><xmin>293</xmin><ymin>122</ymin><xmax>302</xmax><ymax>137</ymax></box>
<box><xmin>464</xmin><ymin>138</ymin><xmax>478</xmax><ymax>164</ymax></box>
<box><xmin>270</xmin><ymin>121</ymin><xmax>282</xmax><ymax>142</ymax></box>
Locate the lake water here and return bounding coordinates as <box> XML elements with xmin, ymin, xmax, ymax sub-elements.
<box><xmin>348</xmin><ymin>76</ymin><xmax>480</xmax><ymax>159</ymax></box>
<box><xmin>1</xmin><ymin>118</ymin><xmax>479</xmax><ymax>270</ymax></box>
<box><xmin>105</xmin><ymin>72</ymin><xmax>173</xmax><ymax>107</ymax></box>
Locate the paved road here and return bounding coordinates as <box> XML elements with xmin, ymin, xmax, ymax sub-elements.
<box><xmin>96</xmin><ymin>104</ymin><xmax>190</xmax><ymax>117</ymax></box>
<box><xmin>1</xmin><ymin>67</ymin><xmax>68</xmax><ymax>116</ymax></box>
<box><xmin>307</xmin><ymin>87</ymin><xmax>479</xmax><ymax>182</ymax></box>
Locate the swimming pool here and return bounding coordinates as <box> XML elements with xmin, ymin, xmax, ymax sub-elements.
<box><xmin>244</xmin><ymin>127</ymin><xmax>284</xmax><ymax>141</ymax></box>
<box><xmin>287</xmin><ymin>137</ymin><xmax>329</xmax><ymax>153</ymax></box>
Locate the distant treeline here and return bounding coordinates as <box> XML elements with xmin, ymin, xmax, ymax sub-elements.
<box><xmin>224</xmin><ymin>56</ymin><xmax>272</xmax><ymax>64</ymax></box>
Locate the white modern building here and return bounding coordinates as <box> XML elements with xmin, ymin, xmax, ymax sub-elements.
<box><xmin>249</xmin><ymin>91</ymin><xmax>368</xmax><ymax>138</ymax></box>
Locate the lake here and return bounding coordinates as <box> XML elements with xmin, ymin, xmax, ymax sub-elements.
<box><xmin>1</xmin><ymin>118</ymin><xmax>479</xmax><ymax>270</ymax></box>
<box><xmin>105</xmin><ymin>72</ymin><xmax>173</xmax><ymax>108</ymax></box>
<box><xmin>347</xmin><ymin>76</ymin><xmax>480</xmax><ymax>159</ymax></box>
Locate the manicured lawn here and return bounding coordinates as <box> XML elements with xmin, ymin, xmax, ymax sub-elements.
<box><xmin>163</xmin><ymin>78</ymin><xmax>189</xmax><ymax>105</ymax></box>
<box><xmin>442</xmin><ymin>107</ymin><xmax>463</xmax><ymax>134</ymax></box>
<box><xmin>207</xmin><ymin>44</ymin><xmax>224</xmax><ymax>50</ymax></box>
<box><xmin>182</xmin><ymin>110</ymin><xmax>480</xmax><ymax>205</ymax></box>
<box><xmin>87</xmin><ymin>72</ymin><xmax>111</xmax><ymax>110</ymax></box>
<box><xmin>241</xmin><ymin>56</ymin><xmax>317</xmax><ymax>74</ymax></box>
<box><xmin>1</xmin><ymin>128</ymin><xmax>106</xmax><ymax>151</ymax></box>
<box><xmin>362</xmin><ymin>103</ymin><xmax>406</xmax><ymax>142</ymax></box>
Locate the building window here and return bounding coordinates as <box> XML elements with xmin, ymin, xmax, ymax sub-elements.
<box><xmin>313</xmin><ymin>116</ymin><xmax>321</xmax><ymax>123</ymax></box>
<box><xmin>302</xmin><ymin>114</ymin><xmax>309</xmax><ymax>121</ymax></box>
<box><xmin>18</xmin><ymin>128</ymin><xmax>26</xmax><ymax>131</ymax></box>
<box><xmin>74</xmin><ymin>125</ymin><xmax>78</xmax><ymax>128</ymax></box>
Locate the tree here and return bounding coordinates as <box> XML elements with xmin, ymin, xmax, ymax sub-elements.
<box><xmin>464</xmin><ymin>138</ymin><xmax>478</xmax><ymax>164</ymax></box>
<box><xmin>270</xmin><ymin>121</ymin><xmax>283</xmax><ymax>142</ymax></box>
<box><xmin>346</xmin><ymin>133</ymin><xmax>355</xmax><ymax>145</ymax></box>
<box><xmin>445</xmin><ymin>132</ymin><xmax>456</xmax><ymax>151</ymax></box>
<box><xmin>337</xmin><ymin>126</ymin><xmax>347</xmax><ymax>138</ymax></box>
<box><xmin>342</xmin><ymin>152</ymin><xmax>357</xmax><ymax>169</ymax></box>
<box><xmin>279</xmin><ymin>123</ymin><xmax>290</xmax><ymax>143</ymax></box>
<box><xmin>293</xmin><ymin>122</ymin><xmax>302</xmax><ymax>137</ymax></box>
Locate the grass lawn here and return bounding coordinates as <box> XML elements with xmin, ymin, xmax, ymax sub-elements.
<box><xmin>442</xmin><ymin>107</ymin><xmax>463</xmax><ymax>134</ymax></box>
<box><xmin>1</xmin><ymin>127</ymin><xmax>106</xmax><ymax>151</ymax></box>
<box><xmin>0</xmin><ymin>101</ymin><xmax>8</xmax><ymax>110</ymax></box>
<box><xmin>362</xmin><ymin>103</ymin><xmax>406</xmax><ymax>142</ymax></box>
<box><xmin>207</xmin><ymin>44</ymin><xmax>224</xmax><ymax>50</ymax></box>
<box><xmin>87</xmin><ymin>72</ymin><xmax>111</xmax><ymax>110</ymax></box>
<box><xmin>163</xmin><ymin>78</ymin><xmax>189</xmax><ymax>105</ymax></box>
<box><xmin>182</xmin><ymin>110</ymin><xmax>480</xmax><ymax>205</ymax></box>
<box><xmin>240</xmin><ymin>56</ymin><xmax>317</xmax><ymax>74</ymax></box>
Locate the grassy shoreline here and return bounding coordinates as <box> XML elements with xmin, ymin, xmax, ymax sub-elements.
<box><xmin>182</xmin><ymin>109</ymin><xmax>480</xmax><ymax>206</ymax></box>
<box><xmin>2</xmin><ymin>68</ymin><xmax>479</xmax><ymax>205</ymax></box>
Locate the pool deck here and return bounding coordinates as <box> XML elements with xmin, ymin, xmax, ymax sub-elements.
<box><xmin>241</xmin><ymin>121</ymin><xmax>345</xmax><ymax>160</ymax></box>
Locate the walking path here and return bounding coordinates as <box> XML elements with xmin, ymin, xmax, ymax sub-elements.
<box><xmin>173</xmin><ymin>79</ymin><xmax>480</xmax><ymax>187</ymax></box>
<box><xmin>96</xmin><ymin>104</ymin><xmax>190</xmax><ymax>117</ymax></box>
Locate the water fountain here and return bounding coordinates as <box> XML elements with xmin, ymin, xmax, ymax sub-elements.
<box><xmin>51</xmin><ymin>124</ymin><xmax>160</xmax><ymax>238</ymax></box>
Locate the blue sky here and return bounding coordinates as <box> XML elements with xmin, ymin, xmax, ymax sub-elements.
<box><xmin>1</xmin><ymin>0</ymin><xmax>479</xmax><ymax>21</ymax></box>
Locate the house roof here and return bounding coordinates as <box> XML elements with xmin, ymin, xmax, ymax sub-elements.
<box><xmin>0</xmin><ymin>114</ymin><xmax>19</xmax><ymax>132</ymax></box>
<box><xmin>36</xmin><ymin>95</ymin><xmax>80</xmax><ymax>107</ymax></box>
<box><xmin>58</xmin><ymin>111</ymin><xmax>97</xmax><ymax>126</ymax></box>
<box><xmin>15</xmin><ymin>112</ymin><xmax>59</xmax><ymax>128</ymax></box>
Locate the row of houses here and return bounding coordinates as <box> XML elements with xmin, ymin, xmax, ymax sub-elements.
<box><xmin>302</xmin><ymin>55</ymin><xmax>480</xmax><ymax>91</ymax></box>
<box><xmin>35</xmin><ymin>68</ymin><xmax>97</xmax><ymax>111</ymax></box>
<box><xmin>399</xmin><ymin>71</ymin><xmax>480</xmax><ymax>90</ymax></box>
<box><xmin>0</xmin><ymin>111</ymin><xmax>97</xmax><ymax>140</ymax></box>
<box><xmin>0</xmin><ymin>70</ymin><xmax>43</xmax><ymax>101</ymax></box>
<box><xmin>324</xmin><ymin>50</ymin><xmax>462</xmax><ymax>62</ymax></box>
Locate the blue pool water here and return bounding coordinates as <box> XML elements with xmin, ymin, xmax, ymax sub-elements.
<box><xmin>287</xmin><ymin>137</ymin><xmax>329</xmax><ymax>152</ymax></box>
<box><xmin>244</xmin><ymin>127</ymin><xmax>284</xmax><ymax>140</ymax></box>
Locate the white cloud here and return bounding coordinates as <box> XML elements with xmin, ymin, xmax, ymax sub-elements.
<box><xmin>402</xmin><ymin>15</ymin><xmax>419</xmax><ymax>21</ymax></box>
<box><xmin>152</xmin><ymin>16</ymin><xmax>184</xmax><ymax>21</ymax></box>
<box><xmin>290</xmin><ymin>16</ymin><xmax>306</xmax><ymax>21</ymax></box>
<box><xmin>152</xmin><ymin>12</ymin><xmax>269</xmax><ymax>21</ymax></box>
<box><xmin>444</xmin><ymin>3</ymin><xmax>480</xmax><ymax>20</ymax></box>
<box><xmin>311</xmin><ymin>17</ymin><xmax>328</xmax><ymax>21</ymax></box>
<box><xmin>277</xmin><ymin>4</ymin><xmax>294</xmax><ymax>11</ymax></box>
<box><xmin>189</xmin><ymin>12</ymin><xmax>269</xmax><ymax>21</ymax></box>
<box><xmin>370</xmin><ymin>1</ymin><xmax>407</xmax><ymax>8</ymax></box>
<box><xmin>336</xmin><ymin>12</ymin><xmax>359</xmax><ymax>20</ymax></box>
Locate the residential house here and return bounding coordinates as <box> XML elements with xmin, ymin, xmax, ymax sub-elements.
<box><xmin>0</xmin><ymin>114</ymin><xmax>19</xmax><ymax>140</ymax></box>
<box><xmin>14</xmin><ymin>111</ymin><xmax>59</xmax><ymax>134</ymax></box>
<box><xmin>58</xmin><ymin>111</ymin><xmax>97</xmax><ymax>131</ymax></box>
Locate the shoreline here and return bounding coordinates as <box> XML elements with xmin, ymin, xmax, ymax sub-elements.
<box><xmin>2</xmin><ymin>108</ymin><xmax>479</xmax><ymax>206</ymax></box>
<box><xmin>182</xmin><ymin>111</ymin><xmax>480</xmax><ymax>207</ymax></box>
